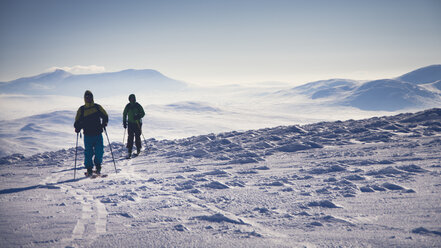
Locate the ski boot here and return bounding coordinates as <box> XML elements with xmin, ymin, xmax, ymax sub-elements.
<box><xmin>85</xmin><ymin>168</ymin><xmax>93</xmax><ymax>177</ymax></box>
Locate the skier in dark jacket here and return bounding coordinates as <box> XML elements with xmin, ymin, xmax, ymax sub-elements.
<box><xmin>74</xmin><ymin>90</ymin><xmax>109</xmax><ymax>176</ymax></box>
<box><xmin>123</xmin><ymin>94</ymin><xmax>145</xmax><ymax>158</ymax></box>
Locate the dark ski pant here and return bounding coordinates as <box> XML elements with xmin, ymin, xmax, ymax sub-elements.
<box><xmin>127</xmin><ymin>122</ymin><xmax>142</xmax><ymax>151</ymax></box>
<box><xmin>84</xmin><ymin>134</ymin><xmax>104</xmax><ymax>169</ymax></box>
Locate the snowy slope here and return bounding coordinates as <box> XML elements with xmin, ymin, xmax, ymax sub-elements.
<box><xmin>1</xmin><ymin>108</ymin><xmax>440</xmax><ymax>247</ymax></box>
<box><xmin>397</xmin><ymin>64</ymin><xmax>441</xmax><ymax>84</ymax></box>
<box><xmin>0</xmin><ymin>69</ymin><xmax>187</xmax><ymax>96</ymax></box>
<box><xmin>2</xmin><ymin>65</ymin><xmax>441</xmax><ymax>158</ymax></box>
<box><xmin>0</xmin><ymin>98</ymin><xmax>394</xmax><ymax>158</ymax></box>
<box><xmin>278</xmin><ymin>79</ymin><xmax>360</xmax><ymax>100</ymax></box>
<box><xmin>270</xmin><ymin>65</ymin><xmax>441</xmax><ymax>111</ymax></box>
<box><xmin>0</xmin><ymin>110</ymin><xmax>122</xmax><ymax>157</ymax></box>
<box><xmin>341</xmin><ymin>79</ymin><xmax>439</xmax><ymax>111</ymax></box>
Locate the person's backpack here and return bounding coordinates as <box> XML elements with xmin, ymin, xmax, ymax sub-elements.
<box><xmin>79</xmin><ymin>104</ymin><xmax>101</xmax><ymax>120</ymax></box>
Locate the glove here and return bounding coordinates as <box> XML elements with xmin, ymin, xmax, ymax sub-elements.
<box><xmin>123</xmin><ymin>121</ymin><xmax>127</xmax><ymax>129</ymax></box>
<box><xmin>74</xmin><ymin>121</ymin><xmax>82</xmax><ymax>132</ymax></box>
<box><xmin>102</xmin><ymin>122</ymin><xmax>107</xmax><ymax>128</ymax></box>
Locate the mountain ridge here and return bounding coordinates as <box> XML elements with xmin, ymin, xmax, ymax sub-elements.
<box><xmin>0</xmin><ymin>69</ymin><xmax>187</xmax><ymax>96</ymax></box>
<box><xmin>272</xmin><ymin>65</ymin><xmax>441</xmax><ymax>111</ymax></box>
<box><xmin>1</xmin><ymin>65</ymin><xmax>440</xmax><ymax>111</ymax></box>
<box><xmin>397</xmin><ymin>64</ymin><xmax>441</xmax><ymax>84</ymax></box>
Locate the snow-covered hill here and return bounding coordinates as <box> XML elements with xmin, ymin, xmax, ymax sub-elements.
<box><xmin>270</xmin><ymin>65</ymin><xmax>441</xmax><ymax>111</ymax></box>
<box><xmin>0</xmin><ymin>108</ymin><xmax>440</xmax><ymax>247</ymax></box>
<box><xmin>0</xmin><ymin>110</ymin><xmax>123</xmax><ymax>157</ymax></box>
<box><xmin>341</xmin><ymin>79</ymin><xmax>439</xmax><ymax>111</ymax></box>
<box><xmin>2</xmin><ymin>65</ymin><xmax>441</xmax><ymax>158</ymax></box>
<box><xmin>275</xmin><ymin>79</ymin><xmax>360</xmax><ymax>100</ymax></box>
<box><xmin>397</xmin><ymin>64</ymin><xmax>441</xmax><ymax>85</ymax></box>
<box><xmin>0</xmin><ymin>69</ymin><xmax>187</xmax><ymax>96</ymax></box>
<box><xmin>2</xmin><ymin>65</ymin><xmax>441</xmax><ymax>113</ymax></box>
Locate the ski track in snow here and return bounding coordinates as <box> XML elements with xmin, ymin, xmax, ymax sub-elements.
<box><xmin>39</xmin><ymin>163</ymin><xmax>109</xmax><ymax>247</ymax></box>
<box><xmin>1</xmin><ymin>108</ymin><xmax>441</xmax><ymax>247</ymax></box>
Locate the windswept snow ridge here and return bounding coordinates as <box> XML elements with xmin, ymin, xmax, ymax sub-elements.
<box><xmin>0</xmin><ymin>108</ymin><xmax>440</xmax><ymax>247</ymax></box>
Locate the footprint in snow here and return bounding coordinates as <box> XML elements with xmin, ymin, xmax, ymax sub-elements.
<box><xmin>237</xmin><ymin>170</ymin><xmax>258</xmax><ymax>175</ymax></box>
<box><xmin>112</xmin><ymin>212</ymin><xmax>133</xmax><ymax>218</ymax></box>
<box><xmin>412</xmin><ymin>227</ymin><xmax>441</xmax><ymax>236</ymax></box>
<box><xmin>382</xmin><ymin>182</ymin><xmax>405</xmax><ymax>190</ymax></box>
<box><xmin>307</xmin><ymin>200</ymin><xmax>340</xmax><ymax>208</ymax></box>
<box><xmin>175</xmin><ymin>180</ymin><xmax>198</xmax><ymax>191</ymax></box>
<box><xmin>203</xmin><ymin>181</ymin><xmax>229</xmax><ymax>189</ymax></box>
<box><xmin>397</xmin><ymin>164</ymin><xmax>426</xmax><ymax>173</ymax></box>
<box><xmin>174</xmin><ymin>224</ymin><xmax>187</xmax><ymax>232</ymax></box>
<box><xmin>192</xmin><ymin>213</ymin><xmax>246</xmax><ymax>225</ymax></box>
<box><xmin>360</xmin><ymin>186</ymin><xmax>375</xmax><ymax>192</ymax></box>
<box><xmin>344</xmin><ymin>175</ymin><xmax>366</xmax><ymax>181</ymax></box>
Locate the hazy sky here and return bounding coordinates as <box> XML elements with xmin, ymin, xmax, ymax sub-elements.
<box><xmin>1</xmin><ymin>0</ymin><xmax>440</xmax><ymax>85</ymax></box>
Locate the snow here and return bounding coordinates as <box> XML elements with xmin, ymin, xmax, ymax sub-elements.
<box><xmin>1</xmin><ymin>64</ymin><xmax>440</xmax><ymax>157</ymax></box>
<box><xmin>269</xmin><ymin>65</ymin><xmax>441</xmax><ymax>111</ymax></box>
<box><xmin>341</xmin><ymin>79</ymin><xmax>438</xmax><ymax>111</ymax></box>
<box><xmin>1</xmin><ymin>108</ymin><xmax>441</xmax><ymax>247</ymax></box>
<box><xmin>1</xmin><ymin>65</ymin><xmax>441</xmax><ymax>246</ymax></box>
<box><xmin>0</xmin><ymin>69</ymin><xmax>186</xmax><ymax>96</ymax></box>
<box><xmin>0</xmin><ymin>89</ymin><xmax>394</xmax><ymax>157</ymax></box>
<box><xmin>398</xmin><ymin>64</ymin><xmax>441</xmax><ymax>85</ymax></box>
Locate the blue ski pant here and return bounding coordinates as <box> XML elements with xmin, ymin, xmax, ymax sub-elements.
<box><xmin>84</xmin><ymin>134</ymin><xmax>104</xmax><ymax>169</ymax></box>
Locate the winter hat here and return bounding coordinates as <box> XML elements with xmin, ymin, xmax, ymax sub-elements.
<box><xmin>129</xmin><ymin>94</ymin><xmax>136</xmax><ymax>103</ymax></box>
<box><xmin>84</xmin><ymin>90</ymin><xmax>93</xmax><ymax>99</ymax></box>
<box><xmin>84</xmin><ymin>90</ymin><xmax>94</xmax><ymax>103</ymax></box>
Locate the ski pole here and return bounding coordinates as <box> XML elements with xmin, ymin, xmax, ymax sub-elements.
<box><xmin>104</xmin><ymin>127</ymin><xmax>118</xmax><ymax>174</ymax></box>
<box><xmin>141</xmin><ymin>133</ymin><xmax>149</xmax><ymax>152</ymax></box>
<box><xmin>123</xmin><ymin>127</ymin><xmax>126</xmax><ymax>146</ymax></box>
<box><xmin>74</xmin><ymin>132</ymin><xmax>79</xmax><ymax>179</ymax></box>
<box><xmin>137</xmin><ymin>121</ymin><xmax>149</xmax><ymax>152</ymax></box>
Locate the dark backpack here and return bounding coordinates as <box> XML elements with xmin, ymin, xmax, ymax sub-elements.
<box><xmin>79</xmin><ymin>104</ymin><xmax>101</xmax><ymax>119</ymax></box>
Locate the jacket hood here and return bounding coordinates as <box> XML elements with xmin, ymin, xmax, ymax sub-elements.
<box><xmin>129</xmin><ymin>94</ymin><xmax>136</xmax><ymax>103</ymax></box>
<box><xmin>84</xmin><ymin>90</ymin><xmax>94</xmax><ymax>105</ymax></box>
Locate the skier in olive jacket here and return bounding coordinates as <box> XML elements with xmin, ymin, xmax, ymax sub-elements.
<box><xmin>74</xmin><ymin>90</ymin><xmax>109</xmax><ymax>176</ymax></box>
<box><xmin>123</xmin><ymin>94</ymin><xmax>145</xmax><ymax>158</ymax></box>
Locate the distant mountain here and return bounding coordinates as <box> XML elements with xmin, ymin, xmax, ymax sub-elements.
<box><xmin>397</xmin><ymin>64</ymin><xmax>441</xmax><ymax>84</ymax></box>
<box><xmin>342</xmin><ymin>65</ymin><xmax>441</xmax><ymax>111</ymax></box>
<box><xmin>272</xmin><ymin>65</ymin><xmax>441</xmax><ymax>111</ymax></box>
<box><xmin>287</xmin><ymin>79</ymin><xmax>360</xmax><ymax>99</ymax></box>
<box><xmin>341</xmin><ymin>79</ymin><xmax>439</xmax><ymax>111</ymax></box>
<box><xmin>0</xmin><ymin>69</ymin><xmax>187</xmax><ymax>96</ymax></box>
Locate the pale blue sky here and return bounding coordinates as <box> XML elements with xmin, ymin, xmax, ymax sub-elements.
<box><xmin>1</xmin><ymin>0</ymin><xmax>440</xmax><ymax>85</ymax></box>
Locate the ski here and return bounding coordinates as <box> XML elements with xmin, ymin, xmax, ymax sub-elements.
<box><xmin>125</xmin><ymin>152</ymin><xmax>140</xmax><ymax>160</ymax></box>
<box><xmin>92</xmin><ymin>170</ymin><xmax>108</xmax><ymax>178</ymax></box>
<box><xmin>93</xmin><ymin>173</ymin><xmax>108</xmax><ymax>178</ymax></box>
<box><xmin>84</xmin><ymin>171</ymin><xmax>108</xmax><ymax>178</ymax></box>
<box><xmin>84</xmin><ymin>172</ymin><xmax>95</xmax><ymax>178</ymax></box>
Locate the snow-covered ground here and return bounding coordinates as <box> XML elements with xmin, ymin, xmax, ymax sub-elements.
<box><xmin>0</xmin><ymin>86</ymin><xmax>394</xmax><ymax>157</ymax></box>
<box><xmin>2</xmin><ymin>64</ymin><xmax>441</xmax><ymax>157</ymax></box>
<box><xmin>1</xmin><ymin>108</ymin><xmax>440</xmax><ymax>247</ymax></box>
